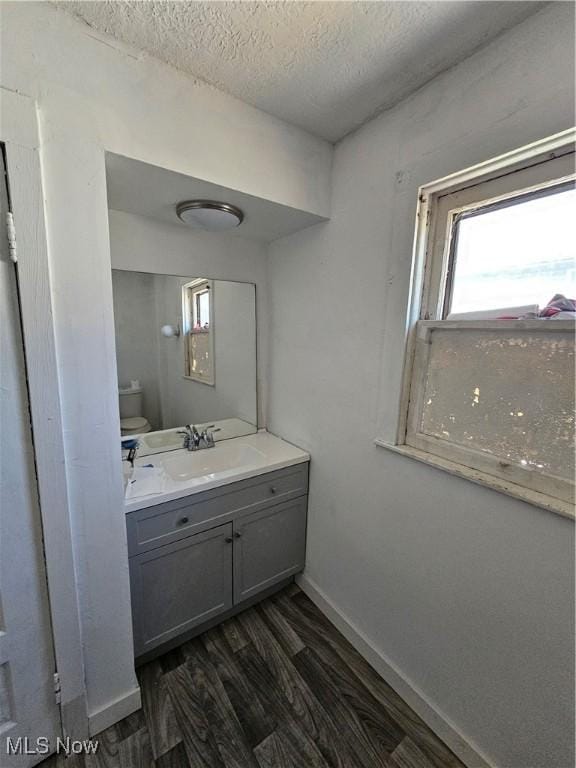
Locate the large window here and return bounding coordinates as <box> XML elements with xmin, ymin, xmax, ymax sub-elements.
<box><xmin>446</xmin><ymin>185</ymin><xmax>575</xmax><ymax>317</ymax></box>
<box><xmin>394</xmin><ymin>133</ymin><xmax>575</xmax><ymax>517</ymax></box>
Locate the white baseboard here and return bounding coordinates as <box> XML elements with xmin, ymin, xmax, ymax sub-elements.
<box><xmin>61</xmin><ymin>693</ymin><xmax>90</xmax><ymax>740</ymax></box>
<box><xmin>296</xmin><ymin>574</ymin><xmax>494</xmax><ymax>768</ymax></box>
<box><xmin>88</xmin><ymin>686</ymin><xmax>141</xmax><ymax>736</ymax></box>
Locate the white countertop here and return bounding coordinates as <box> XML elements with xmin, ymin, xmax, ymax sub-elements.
<box><xmin>124</xmin><ymin>431</ymin><xmax>309</xmax><ymax>513</ymax></box>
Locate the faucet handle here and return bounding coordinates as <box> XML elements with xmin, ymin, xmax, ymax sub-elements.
<box><xmin>189</xmin><ymin>425</ymin><xmax>201</xmax><ymax>447</ymax></box>
<box><xmin>201</xmin><ymin>429</ymin><xmax>216</xmax><ymax>448</ymax></box>
<box><xmin>179</xmin><ymin>431</ymin><xmax>191</xmax><ymax>449</ymax></box>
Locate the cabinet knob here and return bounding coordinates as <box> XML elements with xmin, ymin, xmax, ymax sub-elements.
<box><xmin>270</xmin><ymin>486</ymin><xmax>277</xmax><ymax>494</ymax></box>
<box><xmin>234</xmin><ymin>532</ymin><xmax>242</xmax><ymax>539</ymax></box>
<box><xmin>224</xmin><ymin>536</ymin><xmax>233</xmax><ymax>543</ymax></box>
<box><xmin>178</xmin><ymin>516</ymin><xmax>189</xmax><ymax>525</ymax></box>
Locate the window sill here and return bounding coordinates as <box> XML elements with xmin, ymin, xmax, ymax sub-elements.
<box><xmin>183</xmin><ymin>375</ymin><xmax>215</xmax><ymax>387</ymax></box>
<box><xmin>374</xmin><ymin>440</ymin><xmax>574</xmax><ymax>521</ymax></box>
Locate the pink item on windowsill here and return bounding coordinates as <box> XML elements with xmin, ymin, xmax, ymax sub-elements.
<box><xmin>493</xmin><ymin>295</ymin><xmax>576</xmax><ymax>320</ymax></box>
<box><xmin>538</xmin><ymin>294</ymin><xmax>576</xmax><ymax>318</ymax></box>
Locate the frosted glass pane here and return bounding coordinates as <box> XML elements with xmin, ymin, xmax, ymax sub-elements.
<box><xmin>188</xmin><ymin>332</ymin><xmax>213</xmax><ymax>381</ymax></box>
<box><xmin>420</xmin><ymin>329</ymin><xmax>575</xmax><ymax>480</ymax></box>
<box><xmin>449</xmin><ymin>187</ymin><xmax>576</xmax><ymax>315</ymax></box>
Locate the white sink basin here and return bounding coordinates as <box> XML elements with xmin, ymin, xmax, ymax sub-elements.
<box><xmin>125</xmin><ymin>431</ymin><xmax>309</xmax><ymax>512</ymax></box>
<box><xmin>162</xmin><ymin>443</ymin><xmax>267</xmax><ymax>481</ymax></box>
<box><xmin>134</xmin><ymin>417</ymin><xmax>258</xmax><ymax>457</ymax></box>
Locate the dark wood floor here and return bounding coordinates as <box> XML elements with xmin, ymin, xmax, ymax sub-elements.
<box><xmin>44</xmin><ymin>584</ymin><xmax>465</xmax><ymax>768</ymax></box>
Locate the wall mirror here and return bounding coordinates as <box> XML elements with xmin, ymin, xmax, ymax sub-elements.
<box><xmin>112</xmin><ymin>269</ymin><xmax>257</xmax><ymax>453</ymax></box>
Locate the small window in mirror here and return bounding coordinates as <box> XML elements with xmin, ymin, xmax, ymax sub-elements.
<box><xmin>183</xmin><ymin>279</ymin><xmax>215</xmax><ymax>385</ymax></box>
<box><xmin>194</xmin><ymin>286</ymin><xmax>211</xmax><ymax>330</ymax></box>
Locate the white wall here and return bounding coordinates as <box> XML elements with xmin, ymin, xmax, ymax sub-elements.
<box><xmin>267</xmin><ymin>6</ymin><xmax>575</xmax><ymax>768</ymax></box>
<box><xmin>1</xmin><ymin>5</ymin><xmax>331</xmax><ymax>217</ymax></box>
<box><xmin>0</xmin><ymin>1</ymin><xmax>331</xmax><ymax>729</ymax></box>
<box><xmin>111</xmin><ymin>270</ymin><xmax>162</xmax><ymax>429</ymax></box>
<box><xmin>209</xmin><ymin>280</ymin><xmax>257</xmax><ymax>425</ymax></box>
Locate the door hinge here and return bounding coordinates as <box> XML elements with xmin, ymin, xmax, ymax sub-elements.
<box><xmin>53</xmin><ymin>672</ymin><xmax>62</xmax><ymax>705</ymax></box>
<box><xmin>6</xmin><ymin>212</ymin><xmax>17</xmax><ymax>263</ymax></box>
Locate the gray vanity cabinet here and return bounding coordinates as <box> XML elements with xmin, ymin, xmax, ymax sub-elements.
<box><xmin>130</xmin><ymin>523</ymin><xmax>233</xmax><ymax>657</ymax></box>
<box><xmin>233</xmin><ymin>497</ymin><xmax>307</xmax><ymax>603</ymax></box>
<box><xmin>127</xmin><ymin>463</ymin><xmax>309</xmax><ymax>659</ymax></box>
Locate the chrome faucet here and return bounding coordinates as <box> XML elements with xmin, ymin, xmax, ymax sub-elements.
<box><xmin>177</xmin><ymin>425</ymin><xmax>197</xmax><ymax>451</ymax></box>
<box><xmin>200</xmin><ymin>428</ymin><xmax>215</xmax><ymax>449</ymax></box>
<box><xmin>200</xmin><ymin>425</ymin><xmax>221</xmax><ymax>448</ymax></box>
<box><xmin>178</xmin><ymin>424</ymin><xmax>218</xmax><ymax>451</ymax></box>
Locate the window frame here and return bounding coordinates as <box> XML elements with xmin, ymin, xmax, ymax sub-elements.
<box><xmin>182</xmin><ymin>278</ymin><xmax>215</xmax><ymax>386</ymax></box>
<box><xmin>421</xmin><ymin>150</ymin><xmax>575</xmax><ymax>324</ymax></box>
<box><xmin>441</xmin><ymin>180</ymin><xmax>575</xmax><ymax>319</ymax></box>
<box><xmin>377</xmin><ymin>129</ymin><xmax>576</xmax><ymax>519</ymax></box>
<box><xmin>192</xmin><ymin>284</ymin><xmax>211</xmax><ymax>332</ymax></box>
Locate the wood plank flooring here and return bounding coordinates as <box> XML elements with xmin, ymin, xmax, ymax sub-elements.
<box><xmin>42</xmin><ymin>585</ymin><xmax>465</xmax><ymax>768</ymax></box>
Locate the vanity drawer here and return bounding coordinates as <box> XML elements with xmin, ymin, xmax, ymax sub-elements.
<box><xmin>126</xmin><ymin>462</ymin><xmax>309</xmax><ymax>556</ymax></box>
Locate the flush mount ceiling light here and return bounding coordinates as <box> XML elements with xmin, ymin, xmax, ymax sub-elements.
<box><xmin>176</xmin><ymin>200</ymin><xmax>244</xmax><ymax>231</ymax></box>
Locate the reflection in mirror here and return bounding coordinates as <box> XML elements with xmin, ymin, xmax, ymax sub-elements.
<box><xmin>111</xmin><ymin>270</ymin><xmax>257</xmax><ymax>451</ymax></box>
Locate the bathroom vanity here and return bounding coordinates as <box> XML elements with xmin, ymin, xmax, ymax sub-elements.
<box><xmin>113</xmin><ymin>262</ymin><xmax>310</xmax><ymax>660</ymax></box>
<box><xmin>124</xmin><ymin>432</ymin><xmax>309</xmax><ymax>660</ymax></box>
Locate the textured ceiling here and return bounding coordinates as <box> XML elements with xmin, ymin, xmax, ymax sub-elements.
<box><xmin>54</xmin><ymin>1</ymin><xmax>545</xmax><ymax>142</ymax></box>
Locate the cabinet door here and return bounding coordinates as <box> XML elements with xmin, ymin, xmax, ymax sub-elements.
<box><xmin>233</xmin><ymin>497</ymin><xmax>307</xmax><ymax>604</ymax></box>
<box><xmin>130</xmin><ymin>523</ymin><xmax>233</xmax><ymax>656</ymax></box>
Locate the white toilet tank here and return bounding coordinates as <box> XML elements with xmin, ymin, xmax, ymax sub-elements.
<box><xmin>119</xmin><ymin>386</ymin><xmax>143</xmax><ymax>419</ymax></box>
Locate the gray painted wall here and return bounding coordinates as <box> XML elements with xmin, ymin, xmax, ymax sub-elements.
<box><xmin>267</xmin><ymin>6</ymin><xmax>575</xmax><ymax>768</ymax></box>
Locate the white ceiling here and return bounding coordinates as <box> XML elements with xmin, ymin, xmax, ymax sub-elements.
<box><xmin>105</xmin><ymin>153</ymin><xmax>327</xmax><ymax>242</ymax></box>
<box><xmin>55</xmin><ymin>1</ymin><xmax>545</xmax><ymax>142</ymax></box>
